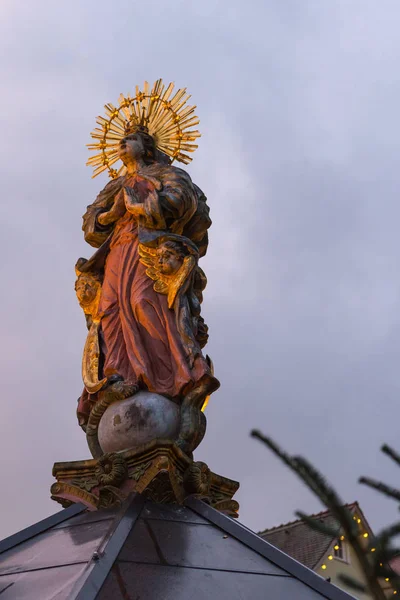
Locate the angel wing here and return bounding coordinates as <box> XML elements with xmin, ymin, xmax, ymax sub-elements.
<box><xmin>138</xmin><ymin>244</ymin><xmax>169</xmax><ymax>294</ymax></box>
<box><xmin>138</xmin><ymin>243</ymin><xmax>196</xmax><ymax>308</ymax></box>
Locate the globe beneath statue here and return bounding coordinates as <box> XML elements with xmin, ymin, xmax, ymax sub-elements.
<box><xmin>97</xmin><ymin>391</ymin><xmax>180</xmax><ymax>453</ymax></box>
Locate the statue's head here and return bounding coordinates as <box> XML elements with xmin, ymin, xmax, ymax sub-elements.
<box><xmin>75</xmin><ymin>272</ymin><xmax>102</xmax><ymax>308</ymax></box>
<box><xmin>118</xmin><ymin>126</ymin><xmax>171</xmax><ymax>168</ymax></box>
<box><xmin>157</xmin><ymin>241</ymin><xmax>187</xmax><ymax>276</ymax></box>
<box><xmin>118</xmin><ymin>126</ymin><xmax>156</xmax><ymax>166</ymax></box>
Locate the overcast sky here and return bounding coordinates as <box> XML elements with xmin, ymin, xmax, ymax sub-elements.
<box><xmin>1</xmin><ymin>0</ymin><xmax>400</xmax><ymax>540</ymax></box>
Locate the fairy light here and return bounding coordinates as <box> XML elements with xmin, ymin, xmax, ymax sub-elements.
<box><xmin>370</xmin><ymin>548</ymin><xmax>376</xmax><ymax>552</ymax></box>
<box><xmin>334</xmin><ymin>545</ymin><xmax>339</xmax><ymax>551</ymax></box>
<box><xmin>328</xmin><ymin>555</ymin><xmax>333</xmax><ymax>561</ymax></box>
<box><xmin>363</xmin><ymin>533</ymin><xmax>369</xmax><ymax>538</ymax></box>
<box><xmin>321</xmin><ymin>564</ymin><xmax>327</xmax><ymax>570</ymax></box>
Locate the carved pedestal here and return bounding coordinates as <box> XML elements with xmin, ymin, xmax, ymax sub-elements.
<box><xmin>51</xmin><ymin>439</ymin><xmax>239</xmax><ymax>518</ymax></box>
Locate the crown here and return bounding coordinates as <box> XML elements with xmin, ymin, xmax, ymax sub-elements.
<box><xmin>87</xmin><ymin>79</ymin><xmax>201</xmax><ymax>179</ymax></box>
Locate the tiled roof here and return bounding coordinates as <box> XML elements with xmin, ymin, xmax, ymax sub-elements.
<box><xmin>259</xmin><ymin>503</ymin><xmax>359</xmax><ymax>569</ymax></box>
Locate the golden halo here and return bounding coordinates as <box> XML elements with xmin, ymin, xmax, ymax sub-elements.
<box><xmin>87</xmin><ymin>79</ymin><xmax>201</xmax><ymax>179</ymax></box>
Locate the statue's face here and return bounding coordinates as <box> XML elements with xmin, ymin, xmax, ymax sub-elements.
<box><xmin>157</xmin><ymin>245</ymin><xmax>183</xmax><ymax>276</ymax></box>
<box><xmin>76</xmin><ymin>276</ymin><xmax>98</xmax><ymax>306</ymax></box>
<box><xmin>118</xmin><ymin>133</ymin><xmax>144</xmax><ymax>164</ymax></box>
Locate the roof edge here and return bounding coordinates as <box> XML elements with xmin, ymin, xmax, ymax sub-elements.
<box><xmin>186</xmin><ymin>497</ymin><xmax>356</xmax><ymax>600</ymax></box>
<box><xmin>0</xmin><ymin>503</ymin><xmax>86</xmax><ymax>556</ymax></box>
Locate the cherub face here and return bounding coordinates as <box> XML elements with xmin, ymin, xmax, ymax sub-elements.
<box><xmin>75</xmin><ymin>276</ymin><xmax>99</xmax><ymax>306</ymax></box>
<box><xmin>157</xmin><ymin>245</ymin><xmax>184</xmax><ymax>276</ymax></box>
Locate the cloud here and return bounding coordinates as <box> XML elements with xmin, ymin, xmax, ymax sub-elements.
<box><xmin>1</xmin><ymin>0</ymin><xmax>400</xmax><ymax>539</ymax></box>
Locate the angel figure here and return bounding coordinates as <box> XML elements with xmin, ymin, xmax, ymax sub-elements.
<box><xmin>138</xmin><ymin>235</ymin><xmax>208</xmax><ymax>367</ymax></box>
<box><xmin>75</xmin><ymin>259</ymin><xmax>107</xmax><ymax>415</ymax></box>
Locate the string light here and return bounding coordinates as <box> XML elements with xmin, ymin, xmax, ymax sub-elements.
<box><xmin>321</xmin><ymin>564</ymin><xmax>327</xmax><ymax>570</ymax></box>
<box><xmin>363</xmin><ymin>533</ymin><xmax>369</xmax><ymax>538</ymax></box>
<box><xmin>328</xmin><ymin>555</ymin><xmax>333</xmax><ymax>561</ymax></box>
<box><xmin>370</xmin><ymin>548</ymin><xmax>376</xmax><ymax>552</ymax></box>
<box><xmin>334</xmin><ymin>545</ymin><xmax>339</xmax><ymax>551</ymax></box>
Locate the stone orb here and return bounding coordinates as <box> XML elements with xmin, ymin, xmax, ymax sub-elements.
<box><xmin>98</xmin><ymin>391</ymin><xmax>180</xmax><ymax>453</ymax></box>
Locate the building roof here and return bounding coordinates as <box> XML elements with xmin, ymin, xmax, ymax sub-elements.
<box><xmin>0</xmin><ymin>494</ymin><xmax>357</xmax><ymax>599</ymax></box>
<box><xmin>259</xmin><ymin>502</ymin><xmax>367</xmax><ymax>570</ymax></box>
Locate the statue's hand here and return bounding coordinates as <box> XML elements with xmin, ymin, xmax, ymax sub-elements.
<box><xmin>124</xmin><ymin>187</ymin><xmax>145</xmax><ymax>217</ymax></box>
<box><xmin>97</xmin><ymin>211</ymin><xmax>116</xmax><ymax>226</ymax></box>
<box><xmin>124</xmin><ymin>186</ymin><xmax>140</xmax><ymax>204</ymax></box>
<box><xmin>97</xmin><ymin>191</ymin><xmax>126</xmax><ymax>225</ymax></box>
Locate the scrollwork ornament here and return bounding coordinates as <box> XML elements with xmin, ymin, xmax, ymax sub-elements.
<box><xmin>95</xmin><ymin>453</ymin><xmax>127</xmax><ymax>486</ymax></box>
<box><xmin>183</xmin><ymin>461</ymin><xmax>211</xmax><ymax>496</ymax></box>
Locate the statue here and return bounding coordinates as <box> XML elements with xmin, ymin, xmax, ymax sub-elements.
<box><xmin>51</xmin><ymin>80</ymin><xmax>239</xmax><ymax>516</ymax></box>
<box><xmin>75</xmin><ymin>80</ymin><xmax>219</xmax><ymax>457</ymax></box>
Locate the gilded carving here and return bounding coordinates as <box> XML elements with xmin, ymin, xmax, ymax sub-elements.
<box><xmin>212</xmin><ymin>499</ymin><xmax>240</xmax><ymax>518</ymax></box>
<box><xmin>75</xmin><ymin>260</ymin><xmax>107</xmax><ymax>395</ymax></box>
<box><xmin>51</xmin><ymin>80</ymin><xmax>242</xmax><ymax>517</ymax></box>
<box><xmin>50</xmin><ymin>481</ymin><xmax>98</xmax><ymax>509</ymax></box>
<box><xmin>51</xmin><ymin>441</ymin><xmax>239</xmax><ymax>515</ymax></box>
<box><xmin>98</xmin><ymin>486</ymin><xmax>126</xmax><ymax>509</ymax></box>
<box><xmin>71</xmin><ymin>477</ymin><xmax>99</xmax><ymax>493</ymax></box>
<box><xmin>95</xmin><ymin>453</ymin><xmax>127</xmax><ymax>486</ymax></box>
<box><xmin>144</xmin><ymin>471</ymin><xmax>176</xmax><ymax>505</ymax></box>
<box><xmin>129</xmin><ymin>460</ymin><xmax>153</xmax><ymax>482</ymax></box>
<box><xmin>75</xmin><ymin>79</ymin><xmax>220</xmax><ymax>456</ymax></box>
<box><xmin>183</xmin><ymin>461</ymin><xmax>211</xmax><ymax>496</ymax></box>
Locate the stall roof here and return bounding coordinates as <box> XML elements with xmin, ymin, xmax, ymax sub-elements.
<box><xmin>0</xmin><ymin>494</ymin><xmax>355</xmax><ymax>599</ymax></box>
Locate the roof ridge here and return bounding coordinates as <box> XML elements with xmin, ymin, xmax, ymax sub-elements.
<box><xmin>258</xmin><ymin>502</ymin><xmax>358</xmax><ymax>536</ymax></box>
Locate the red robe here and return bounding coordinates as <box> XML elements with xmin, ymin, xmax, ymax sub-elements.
<box><xmin>77</xmin><ymin>167</ymin><xmax>215</xmax><ymax>426</ymax></box>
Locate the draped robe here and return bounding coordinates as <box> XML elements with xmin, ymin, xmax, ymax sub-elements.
<box><xmin>77</xmin><ymin>164</ymin><xmax>216</xmax><ymax>426</ymax></box>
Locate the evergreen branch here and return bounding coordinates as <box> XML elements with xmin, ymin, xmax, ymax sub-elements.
<box><xmin>251</xmin><ymin>431</ymin><xmax>387</xmax><ymax>600</ymax></box>
<box><xmin>375</xmin><ymin>522</ymin><xmax>400</xmax><ymax>552</ymax></box>
<box><xmin>293</xmin><ymin>457</ymin><xmax>359</xmax><ymax>540</ymax></box>
<box><xmin>371</xmin><ymin>546</ymin><xmax>399</xmax><ymax>578</ymax></box>
<box><xmin>359</xmin><ymin>477</ymin><xmax>400</xmax><ymax>503</ymax></box>
<box><xmin>250</xmin><ymin>430</ymin><xmax>298</xmax><ymax>471</ymax></box>
<box><xmin>292</xmin><ymin>456</ymin><xmax>343</xmax><ymax>509</ymax></box>
<box><xmin>373</xmin><ymin>562</ymin><xmax>398</xmax><ymax>580</ymax></box>
<box><xmin>382</xmin><ymin>445</ymin><xmax>400</xmax><ymax>469</ymax></box>
<box><xmin>338</xmin><ymin>574</ymin><xmax>367</xmax><ymax>594</ymax></box>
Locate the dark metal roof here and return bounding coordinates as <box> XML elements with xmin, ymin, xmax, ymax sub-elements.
<box><xmin>0</xmin><ymin>495</ymin><xmax>356</xmax><ymax>599</ymax></box>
